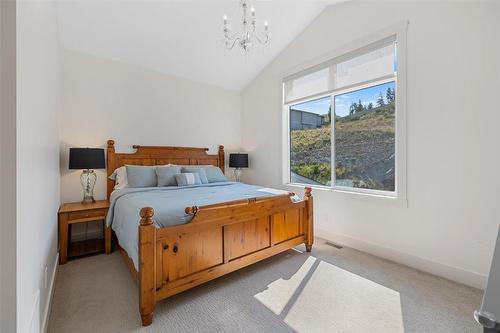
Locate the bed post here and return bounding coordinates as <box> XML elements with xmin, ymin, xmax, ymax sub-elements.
<box><xmin>105</xmin><ymin>140</ymin><xmax>115</xmax><ymax>255</ymax></box>
<box><xmin>304</xmin><ymin>187</ymin><xmax>314</xmax><ymax>252</ymax></box>
<box><xmin>106</xmin><ymin>140</ymin><xmax>116</xmax><ymax>200</ymax></box>
<box><xmin>218</xmin><ymin>145</ymin><xmax>225</xmax><ymax>174</ymax></box>
<box><xmin>139</xmin><ymin>207</ymin><xmax>156</xmax><ymax>326</ymax></box>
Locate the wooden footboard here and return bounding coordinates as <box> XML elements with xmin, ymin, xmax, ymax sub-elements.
<box><xmin>138</xmin><ymin>187</ymin><xmax>313</xmax><ymax>326</ymax></box>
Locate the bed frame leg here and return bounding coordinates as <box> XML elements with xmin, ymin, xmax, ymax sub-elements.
<box><xmin>141</xmin><ymin>313</ymin><xmax>153</xmax><ymax>327</ymax></box>
<box><xmin>104</xmin><ymin>225</ymin><xmax>112</xmax><ymax>254</ymax></box>
<box><xmin>139</xmin><ymin>207</ymin><xmax>156</xmax><ymax>326</ymax></box>
<box><xmin>304</xmin><ymin>187</ymin><xmax>314</xmax><ymax>252</ymax></box>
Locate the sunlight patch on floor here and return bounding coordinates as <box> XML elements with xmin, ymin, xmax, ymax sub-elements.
<box><xmin>255</xmin><ymin>257</ymin><xmax>404</xmax><ymax>333</ymax></box>
<box><xmin>254</xmin><ymin>256</ymin><xmax>317</xmax><ymax>315</ymax></box>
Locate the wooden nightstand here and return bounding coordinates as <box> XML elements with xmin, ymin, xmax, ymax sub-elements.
<box><xmin>58</xmin><ymin>200</ymin><xmax>111</xmax><ymax>264</ymax></box>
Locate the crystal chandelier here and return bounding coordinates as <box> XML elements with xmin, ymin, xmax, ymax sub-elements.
<box><xmin>222</xmin><ymin>0</ymin><xmax>269</xmax><ymax>52</ymax></box>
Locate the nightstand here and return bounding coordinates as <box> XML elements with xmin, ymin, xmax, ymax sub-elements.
<box><xmin>58</xmin><ymin>200</ymin><xmax>111</xmax><ymax>264</ymax></box>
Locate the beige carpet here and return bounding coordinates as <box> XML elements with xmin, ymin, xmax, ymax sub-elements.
<box><xmin>48</xmin><ymin>239</ymin><xmax>483</xmax><ymax>333</ymax></box>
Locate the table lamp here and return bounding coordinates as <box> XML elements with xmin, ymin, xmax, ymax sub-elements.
<box><xmin>69</xmin><ymin>148</ymin><xmax>105</xmax><ymax>203</ymax></box>
<box><xmin>229</xmin><ymin>153</ymin><xmax>248</xmax><ymax>182</ymax></box>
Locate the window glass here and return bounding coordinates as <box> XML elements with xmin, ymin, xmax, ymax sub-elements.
<box><xmin>289</xmin><ymin>96</ymin><xmax>331</xmax><ymax>186</ymax></box>
<box><xmin>334</xmin><ymin>81</ymin><xmax>396</xmax><ymax>191</ymax></box>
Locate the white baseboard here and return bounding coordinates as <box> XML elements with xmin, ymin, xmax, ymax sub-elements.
<box><xmin>41</xmin><ymin>253</ymin><xmax>59</xmax><ymax>333</ymax></box>
<box><xmin>316</xmin><ymin>228</ymin><xmax>488</xmax><ymax>290</ymax></box>
<box><xmin>27</xmin><ymin>290</ymin><xmax>40</xmax><ymax>333</ymax></box>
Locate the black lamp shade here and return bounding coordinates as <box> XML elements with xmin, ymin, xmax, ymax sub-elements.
<box><xmin>69</xmin><ymin>148</ymin><xmax>105</xmax><ymax>170</ymax></box>
<box><xmin>229</xmin><ymin>153</ymin><xmax>248</xmax><ymax>168</ymax></box>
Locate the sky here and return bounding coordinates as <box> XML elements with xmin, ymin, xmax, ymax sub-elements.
<box><xmin>292</xmin><ymin>81</ymin><xmax>395</xmax><ymax>117</ymax></box>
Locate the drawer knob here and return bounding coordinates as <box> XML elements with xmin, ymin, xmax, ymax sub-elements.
<box><xmin>163</xmin><ymin>244</ymin><xmax>169</xmax><ymax>251</ymax></box>
<box><xmin>173</xmin><ymin>244</ymin><xmax>178</xmax><ymax>253</ymax></box>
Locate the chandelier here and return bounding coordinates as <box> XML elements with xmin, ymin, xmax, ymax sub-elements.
<box><xmin>222</xmin><ymin>0</ymin><xmax>270</xmax><ymax>52</ymax></box>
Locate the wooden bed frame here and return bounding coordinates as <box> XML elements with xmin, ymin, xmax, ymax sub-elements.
<box><xmin>106</xmin><ymin>140</ymin><xmax>314</xmax><ymax>326</ymax></box>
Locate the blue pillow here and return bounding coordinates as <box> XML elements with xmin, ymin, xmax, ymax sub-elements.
<box><xmin>175</xmin><ymin>173</ymin><xmax>202</xmax><ymax>186</ymax></box>
<box><xmin>125</xmin><ymin>165</ymin><xmax>157</xmax><ymax>188</ymax></box>
<box><xmin>181</xmin><ymin>167</ymin><xmax>209</xmax><ymax>184</ymax></box>
<box><xmin>204</xmin><ymin>166</ymin><xmax>227</xmax><ymax>183</ymax></box>
<box><xmin>156</xmin><ymin>166</ymin><xmax>181</xmax><ymax>187</ymax></box>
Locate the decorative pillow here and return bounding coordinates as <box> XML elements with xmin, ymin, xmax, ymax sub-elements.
<box><xmin>156</xmin><ymin>166</ymin><xmax>181</xmax><ymax>187</ymax></box>
<box><xmin>125</xmin><ymin>165</ymin><xmax>157</xmax><ymax>188</ymax></box>
<box><xmin>175</xmin><ymin>173</ymin><xmax>202</xmax><ymax>187</ymax></box>
<box><xmin>109</xmin><ymin>166</ymin><xmax>128</xmax><ymax>190</ymax></box>
<box><xmin>204</xmin><ymin>166</ymin><xmax>227</xmax><ymax>183</ymax></box>
<box><xmin>181</xmin><ymin>167</ymin><xmax>209</xmax><ymax>184</ymax></box>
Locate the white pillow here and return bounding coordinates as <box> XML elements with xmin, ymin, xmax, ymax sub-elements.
<box><xmin>110</xmin><ymin>166</ymin><xmax>128</xmax><ymax>190</ymax></box>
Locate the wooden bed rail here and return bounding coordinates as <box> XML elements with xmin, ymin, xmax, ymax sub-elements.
<box><xmin>137</xmin><ymin>187</ymin><xmax>313</xmax><ymax>326</ymax></box>
<box><xmin>184</xmin><ymin>192</ymin><xmax>295</xmax><ymax>215</ymax></box>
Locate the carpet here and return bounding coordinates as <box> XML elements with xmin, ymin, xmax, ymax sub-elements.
<box><xmin>48</xmin><ymin>238</ymin><xmax>483</xmax><ymax>333</ymax></box>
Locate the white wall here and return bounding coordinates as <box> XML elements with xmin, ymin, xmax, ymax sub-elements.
<box><xmin>60</xmin><ymin>49</ymin><xmax>242</xmax><ymax>204</ymax></box>
<box><xmin>0</xmin><ymin>1</ymin><xmax>17</xmax><ymax>332</ymax></box>
<box><xmin>242</xmin><ymin>1</ymin><xmax>500</xmax><ymax>289</ymax></box>
<box><xmin>17</xmin><ymin>1</ymin><xmax>62</xmax><ymax>332</ymax></box>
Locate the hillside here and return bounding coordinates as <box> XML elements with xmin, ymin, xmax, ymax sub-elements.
<box><xmin>290</xmin><ymin>104</ymin><xmax>395</xmax><ymax>191</ymax></box>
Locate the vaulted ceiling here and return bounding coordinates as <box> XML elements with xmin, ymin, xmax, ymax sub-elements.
<box><xmin>56</xmin><ymin>1</ymin><xmax>342</xmax><ymax>90</ymax></box>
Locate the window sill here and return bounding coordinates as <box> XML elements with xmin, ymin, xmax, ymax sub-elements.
<box><xmin>285</xmin><ymin>182</ymin><xmax>408</xmax><ymax>207</ymax></box>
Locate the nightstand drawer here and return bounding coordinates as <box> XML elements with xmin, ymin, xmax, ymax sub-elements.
<box><xmin>68</xmin><ymin>208</ymin><xmax>107</xmax><ymax>221</ymax></box>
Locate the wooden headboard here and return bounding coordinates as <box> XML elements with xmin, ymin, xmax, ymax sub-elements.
<box><xmin>106</xmin><ymin>140</ymin><xmax>225</xmax><ymax>199</ymax></box>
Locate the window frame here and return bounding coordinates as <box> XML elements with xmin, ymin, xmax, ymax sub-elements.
<box><xmin>282</xmin><ymin>22</ymin><xmax>407</xmax><ymax>203</ymax></box>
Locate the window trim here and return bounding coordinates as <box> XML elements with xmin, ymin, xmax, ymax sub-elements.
<box><xmin>281</xmin><ymin>22</ymin><xmax>408</xmax><ymax>204</ymax></box>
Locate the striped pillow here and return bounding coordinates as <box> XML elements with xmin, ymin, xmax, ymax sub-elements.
<box><xmin>181</xmin><ymin>167</ymin><xmax>209</xmax><ymax>184</ymax></box>
<box><xmin>174</xmin><ymin>173</ymin><xmax>202</xmax><ymax>187</ymax></box>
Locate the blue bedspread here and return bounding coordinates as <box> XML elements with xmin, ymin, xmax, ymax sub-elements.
<box><xmin>106</xmin><ymin>182</ymin><xmax>296</xmax><ymax>269</ymax></box>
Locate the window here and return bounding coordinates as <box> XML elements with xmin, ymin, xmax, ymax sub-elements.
<box><xmin>283</xmin><ymin>33</ymin><xmax>405</xmax><ymax>198</ymax></box>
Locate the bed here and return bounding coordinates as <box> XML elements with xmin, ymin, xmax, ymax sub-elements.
<box><xmin>105</xmin><ymin>140</ymin><xmax>314</xmax><ymax>326</ymax></box>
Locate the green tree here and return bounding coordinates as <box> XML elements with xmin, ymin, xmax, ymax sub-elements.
<box><xmin>325</xmin><ymin>105</ymin><xmax>331</xmax><ymax>125</ymax></box>
<box><xmin>386</xmin><ymin>87</ymin><xmax>395</xmax><ymax>103</ymax></box>
<box><xmin>355</xmin><ymin>99</ymin><xmax>365</xmax><ymax>113</ymax></box>
<box><xmin>349</xmin><ymin>102</ymin><xmax>356</xmax><ymax>116</ymax></box>
<box><xmin>376</xmin><ymin>92</ymin><xmax>385</xmax><ymax>107</ymax></box>
<box><xmin>367</xmin><ymin>102</ymin><xmax>373</xmax><ymax>110</ymax></box>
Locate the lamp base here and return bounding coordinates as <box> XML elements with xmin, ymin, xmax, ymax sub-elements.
<box><xmin>234</xmin><ymin>168</ymin><xmax>243</xmax><ymax>182</ymax></box>
<box><xmin>80</xmin><ymin>169</ymin><xmax>97</xmax><ymax>204</ymax></box>
<box><xmin>81</xmin><ymin>196</ymin><xmax>95</xmax><ymax>204</ymax></box>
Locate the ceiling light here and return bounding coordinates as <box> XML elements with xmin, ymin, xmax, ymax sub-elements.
<box><xmin>222</xmin><ymin>0</ymin><xmax>269</xmax><ymax>52</ymax></box>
